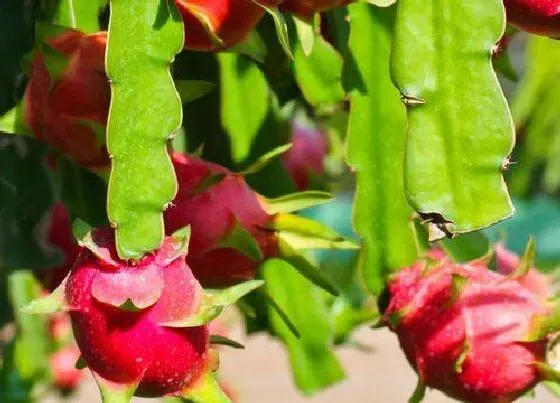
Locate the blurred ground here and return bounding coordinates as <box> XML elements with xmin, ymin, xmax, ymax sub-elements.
<box><xmin>44</xmin><ymin>326</ymin><xmax>556</xmax><ymax>403</ymax></box>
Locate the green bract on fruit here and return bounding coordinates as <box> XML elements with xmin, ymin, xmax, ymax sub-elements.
<box><xmin>504</xmin><ymin>0</ymin><xmax>560</xmax><ymax>37</ymax></box>
<box><xmin>280</xmin><ymin>0</ymin><xmax>350</xmax><ymax>20</ymax></box>
<box><xmin>24</xmin><ymin>30</ymin><xmax>110</xmax><ymax>170</ymax></box>
<box><xmin>381</xmin><ymin>257</ymin><xmax>557</xmax><ymax>402</ymax></box>
<box><xmin>176</xmin><ymin>0</ymin><xmax>284</xmax><ymax>51</ymax></box>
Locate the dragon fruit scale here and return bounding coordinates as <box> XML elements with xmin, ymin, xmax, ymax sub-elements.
<box><xmin>381</xmin><ymin>257</ymin><xmax>560</xmax><ymax>402</ymax></box>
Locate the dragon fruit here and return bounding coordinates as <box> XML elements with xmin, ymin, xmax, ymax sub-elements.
<box><xmin>176</xmin><ymin>0</ymin><xmax>283</xmax><ymax>51</ymax></box>
<box><xmin>381</xmin><ymin>257</ymin><xmax>558</xmax><ymax>402</ymax></box>
<box><xmin>282</xmin><ymin>122</ymin><xmax>328</xmax><ymax>191</ymax></box>
<box><xmin>22</xmin><ymin>227</ymin><xmax>261</xmax><ymax>401</ymax></box>
<box><xmin>165</xmin><ymin>153</ymin><xmax>278</xmax><ymax>286</ymax></box>
<box><xmin>495</xmin><ymin>243</ymin><xmax>550</xmax><ymax>297</ymax></box>
<box><xmin>41</xmin><ymin>202</ymin><xmax>80</xmax><ymax>291</ymax></box>
<box><xmin>280</xmin><ymin>0</ymin><xmax>350</xmax><ymax>20</ymax></box>
<box><xmin>24</xmin><ymin>30</ymin><xmax>110</xmax><ymax>170</ymax></box>
<box><xmin>49</xmin><ymin>345</ymin><xmax>85</xmax><ymax>391</ymax></box>
<box><xmin>504</xmin><ymin>0</ymin><xmax>560</xmax><ymax>37</ymax></box>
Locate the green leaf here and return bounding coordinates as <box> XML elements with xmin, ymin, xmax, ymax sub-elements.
<box><xmin>440</xmin><ymin>231</ymin><xmax>491</xmax><ymax>263</ymax></box>
<box><xmin>21</xmin><ymin>275</ymin><xmax>68</xmax><ymax>315</ymax></box>
<box><xmin>493</xmin><ymin>40</ymin><xmax>518</xmax><ymax>82</ymax></box>
<box><xmin>260</xmin><ymin>6</ymin><xmax>294</xmax><ymax>60</ymax></box>
<box><xmin>219</xmin><ymin>53</ymin><xmax>269</xmax><ymax>164</ymax></box>
<box><xmin>278</xmin><ymin>238</ymin><xmax>340</xmax><ymax>296</ymax></box>
<box><xmin>42</xmin><ymin>0</ymin><xmax>104</xmax><ymax>33</ymax></box>
<box><xmin>509</xmin><ymin>37</ymin><xmax>560</xmax><ymax>196</ymax></box>
<box><xmin>181</xmin><ymin>371</ymin><xmax>231</xmax><ymax>403</ymax></box>
<box><xmin>391</xmin><ymin>0</ymin><xmax>515</xmax><ymax>238</ymax></box>
<box><xmin>260</xmin><ymin>290</ymin><xmax>300</xmax><ymax>337</ymax></box>
<box><xmin>292</xmin><ymin>21</ymin><xmax>345</xmax><ymax>108</ymax></box>
<box><xmin>294</xmin><ymin>15</ymin><xmax>315</xmax><ymax>55</ymax></box>
<box><xmin>262</xmin><ymin>259</ymin><xmax>345</xmax><ymax>395</ymax></box>
<box><xmin>160</xmin><ymin>280</ymin><xmax>265</xmax><ymax>327</ymax></box>
<box><xmin>0</xmin><ymin>103</ymin><xmax>31</xmax><ymax>136</ymax></box>
<box><xmin>240</xmin><ymin>143</ymin><xmax>292</xmax><ymax>175</ymax></box>
<box><xmin>209</xmin><ymin>335</ymin><xmax>245</xmax><ymax>349</ymax></box>
<box><xmin>217</xmin><ymin>220</ymin><xmax>263</xmax><ymax>261</ymax></box>
<box><xmin>344</xmin><ymin>4</ymin><xmax>418</xmax><ymax>294</ymax></box>
<box><xmin>175</xmin><ymin>80</ymin><xmax>215</xmax><ymax>104</ymax></box>
<box><xmin>7</xmin><ymin>272</ymin><xmax>50</xmax><ymax>379</ymax></box>
<box><xmin>0</xmin><ymin>137</ymin><xmax>61</xmax><ymax>269</ymax></box>
<box><xmin>106</xmin><ymin>0</ymin><xmax>184</xmax><ymax>259</ymax></box>
<box><xmin>228</xmin><ymin>30</ymin><xmax>267</xmax><ymax>63</ymax></box>
<box><xmin>263</xmin><ymin>191</ymin><xmax>333</xmax><ymax>214</ymax></box>
<box><xmin>272</xmin><ymin>213</ymin><xmax>359</xmax><ymax>250</ymax></box>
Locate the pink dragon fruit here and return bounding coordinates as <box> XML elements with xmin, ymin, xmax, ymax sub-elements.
<box><xmin>504</xmin><ymin>0</ymin><xmax>560</xmax><ymax>37</ymax></box>
<box><xmin>165</xmin><ymin>153</ymin><xmax>278</xmax><ymax>287</ymax></box>
<box><xmin>49</xmin><ymin>345</ymin><xmax>85</xmax><ymax>391</ymax></box>
<box><xmin>176</xmin><ymin>0</ymin><xmax>284</xmax><ymax>51</ymax></box>
<box><xmin>64</xmin><ymin>229</ymin><xmax>213</xmax><ymax>397</ymax></box>
<box><xmin>282</xmin><ymin>122</ymin><xmax>328</xmax><ymax>191</ymax></box>
<box><xmin>41</xmin><ymin>202</ymin><xmax>80</xmax><ymax>291</ymax></box>
<box><xmin>24</xmin><ymin>30</ymin><xmax>110</xmax><ymax>170</ymax></box>
<box><xmin>19</xmin><ymin>226</ymin><xmax>262</xmax><ymax>401</ymax></box>
<box><xmin>280</xmin><ymin>0</ymin><xmax>350</xmax><ymax>20</ymax></box>
<box><xmin>381</xmin><ymin>257</ymin><xmax>557</xmax><ymax>402</ymax></box>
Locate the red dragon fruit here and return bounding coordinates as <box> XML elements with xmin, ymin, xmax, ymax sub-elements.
<box><xmin>503</xmin><ymin>0</ymin><xmax>560</xmax><ymax>38</ymax></box>
<box><xmin>42</xmin><ymin>202</ymin><xmax>80</xmax><ymax>291</ymax></box>
<box><xmin>165</xmin><ymin>153</ymin><xmax>278</xmax><ymax>286</ymax></box>
<box><xmin>282</xmin><ymin>121</ymin><xmax>328</xmax><ymax>191</ymax></box>
<box><xmin>23</xmin><ymin>30</ymin><xmax>110</xmax><ymax>170</ymax></box>
<box><xmin>381</xmin><ymin>257</ymin><xmax>558</xmax><ymax>402</ymax></box>
<box><xmin>49</xmin><ymin>345</ymin><xmax>85</xmax><ymax>391</ymax></box>
<box><xmin>23</xmin><ymin>227</ymin><xmax>261</xmax><ymax>401</ymax></box>
<box><xmin>176</xmin><ymin>0</ymin><xmax>284</xmax><ymax>51</ymax></box>
<box><xmin>280</xmin><ymin>0</ymin><xmax>350</xmax><ymax>20</ymax></box>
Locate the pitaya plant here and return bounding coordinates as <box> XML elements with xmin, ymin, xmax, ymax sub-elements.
<box><xmin>504</xmin><ymin>0</ymin><xmax>560</xmax><ymax>37</ymax></box>
<box><xmin>2</xmin><ymin>0</ymin><xmax>560</xmax><ymax>402</ymax></box>
<box><xmin>380</xmin><ymin>253</ymin><xmax>560</xmax><ymax>402</ymax></box>
<box><xmin>23</xmin><ymin>227</ymin><xmax>262</xmax><ymax>401</ymax></box>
